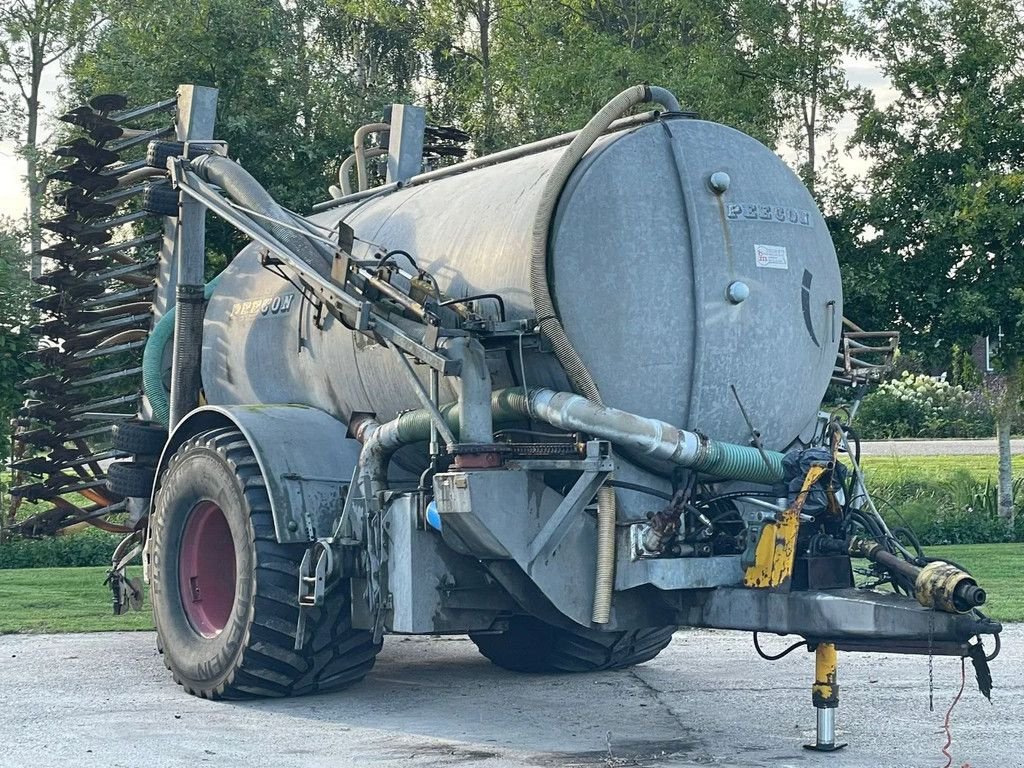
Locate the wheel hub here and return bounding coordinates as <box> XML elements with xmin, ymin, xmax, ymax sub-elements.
<box><xmin>178</xmin><ymin>501</ymin><xmax>237</xmax><ymax>637</ymax></box>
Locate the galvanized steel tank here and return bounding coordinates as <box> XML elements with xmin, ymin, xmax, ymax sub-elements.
<box><xmin>202</xmin><ymin>114</ymin><xmax>842</xmax><ymax>453</ymax></box>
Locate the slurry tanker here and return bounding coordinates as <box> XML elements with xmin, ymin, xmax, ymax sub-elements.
<box><xmin>12</xmin><ymin>84</ymin><xmax>999</xmax><ymax>753</ymax></box>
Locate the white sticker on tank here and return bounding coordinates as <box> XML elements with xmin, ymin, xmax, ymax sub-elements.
<box><xmin>754</xmin><ymin>244</ymin><xmax>788</xmax><ymax>269</ymax></box>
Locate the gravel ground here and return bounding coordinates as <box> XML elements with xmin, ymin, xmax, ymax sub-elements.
<box><xmin>0</xmin><ymin>625</ymin><xmax>1017</xmax><ymax>768</ymax></box>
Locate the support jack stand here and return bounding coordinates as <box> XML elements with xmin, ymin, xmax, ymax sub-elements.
<box><xmin>804</xmin><ymin>707</ymin><xmax>847</xmax><ymax>752</ymax></box>
<box><xmin>804</xmin><ymin>642</ymin><xmax>847</xmax><ymax>753</ymax></box>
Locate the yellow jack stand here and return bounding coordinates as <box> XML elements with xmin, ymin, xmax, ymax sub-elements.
<box><xmin>804</xmin><ymin>643</ymin><xmax>847</xmax><ymax>752</ymax></box>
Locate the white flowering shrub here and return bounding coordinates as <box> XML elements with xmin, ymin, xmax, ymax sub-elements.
<box><xmin>855</xmin><ymin>372</ymin><xmax>994</xmax><ymax>438</ymax></box>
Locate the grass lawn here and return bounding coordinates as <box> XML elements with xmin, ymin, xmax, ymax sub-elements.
<box><xmin>0</xmin><ymin>566</ymin><xmax>152</xmax><ymax>634</ymax></box>
<box><xmin>0</xmin><ymin>545</ymin><xmax>1019</xmax><ymax>633</ymax></box>
<box><xmin>926</xmin><ymin>543</ymin><xmax>1024</xmax><ymax>623</ymax></box>
<box><xmin>858</xmin><ymin>454</ymin><xmax>1024</xmax><ymax>486</ymax></box>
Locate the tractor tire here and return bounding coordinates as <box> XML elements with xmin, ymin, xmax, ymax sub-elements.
<box><xmin>142</xmin><ymin>181</ymin><xmax>179</xmax><ymax>217</ymax></box>
<box><xmin>146</xmin><ymin>140</ymin><xmax>185</xmax><ymax>169</ymax></box>
<box><xmin>146</xmin><ymin>140</ymin><xmax>214</xmax><ymax>169</ymax></box>
<box><xmin>106</xmin><ymin>460</ymin><xmax>157</xmax><ymax>497</ymax></box>
<box><xmin>469</xmin><ymin>615</ymin><xmax>675</xmax><ymax>673</ymax></box>
<box><xmin>112</xmin><ymin>419</ymin><xmax>168</xmax><ymax>459</ymax></box>
<box><xmin>150</xmin><ymin>427</ymin><xmax>381</xmax><ymax>699</ymax></box>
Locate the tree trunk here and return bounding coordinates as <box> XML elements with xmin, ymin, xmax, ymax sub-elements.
<box><xmin>995</xmin><ymin>360</ymin><xmax>1019</xmax><ymax>526</ymax></box>
<box><xmin>27</xmin><ymin>55</ymin><xmax>43</xmax><ymax>279</ymax></box>
<box><xmin>477</xmin><ymin>0</ymin><xmax>495</xmax><ymax>153</ymax></box>
<box><xmin>997</xmin><ymin>413</ymin><xmax>1013</xmax><ymax>524</ymax></box>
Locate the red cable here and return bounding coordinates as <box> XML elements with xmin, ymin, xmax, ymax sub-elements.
<box><xmin>940</xmin><ymin>657</ymin><xmax>967</xmax><ymax>768</ymax></box>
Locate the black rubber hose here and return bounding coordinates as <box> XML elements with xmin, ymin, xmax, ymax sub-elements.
<box><xmin>604</xmin><ymin>480</ymin><xmax>673</xmax><ymax>501</ymax></box>
<box><xmin>753</xmin><ymin>633</ymin><xmax>806</xmax><ymax>661</ymax></box>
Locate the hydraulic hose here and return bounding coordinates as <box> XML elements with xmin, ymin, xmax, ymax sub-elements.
<box><xmin>143</xmin><ymin>276</ymin><xmax>222</xmax><ymax>426</ymax></box>
<box><xmin>529</xmin><ymin>83</ymin><xmax>682</xmax><ymax>624</ymax></box>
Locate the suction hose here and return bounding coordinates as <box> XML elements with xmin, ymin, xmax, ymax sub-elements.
<box><xmin>143</xmin><ymin>276</ymin><xmax>222</xmax><ymax>427</ymax></box>
<box><xmin>529</xmin><ymin>84</ymin><xmax>682</xmax><ymax>623</ymax></box>
<box><xmin>188</xmin><ymin>154</ymin><xmax>329</xmax><ymax>275</ymax></box>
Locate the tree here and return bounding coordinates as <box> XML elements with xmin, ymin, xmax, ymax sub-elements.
<box><xmin>0</xmin><ymin>219</ymin><xmax>37</xmax><ymax>458</ymax></box>
<box><xmin>851</xmin><ymin>0</ymin><xmax>1024</xmax><ymax>523</ymax></box>
<box><xmin>420</xmin><ymin>0</ymin><xmax>786</xmax><ymax>152</ymax></box>
<box><xmin>70</xmin><ymin>0</ymin><xmax>424</xmax><ymax>230</ymax></box>
<box><xmin>0</xmin><ymin>0</ymin><xmax>102</xmax><ymax>278</ymax></box>
<box><xmin>748</xmin><ymin>0</ymin><xmax>860</xmax><ymax>191</ymax></box>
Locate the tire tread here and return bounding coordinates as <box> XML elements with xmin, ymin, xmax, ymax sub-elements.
<box><xmin>152</xmin><ymin>428</ymin><xmax>381</xmax><ymax>700</ymax></box>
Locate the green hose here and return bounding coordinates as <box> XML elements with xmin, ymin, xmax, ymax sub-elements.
<box><xmin>143</xmin><ymin>276</ymin><xmax>222</xmax><ymax>426</ymax></box>
<box><xmin>689</xmin><ymin>439</ymin><xmax>784</xmax><ymax>485</ymax></box>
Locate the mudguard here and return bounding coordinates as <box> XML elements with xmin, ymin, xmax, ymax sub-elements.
<box><xmin>154</xmin><ymin>404</ymin><xmax>361</xmax><ymax>543</ymax></box>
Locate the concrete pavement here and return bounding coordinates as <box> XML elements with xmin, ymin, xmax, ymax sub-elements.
<box><xmin>0</xmin><ymin>627</ymin><xmax>1017</xmax><ymax>767</ymax></box>
<box><xmin>860</xmin><ymin>438</ymin><xmax>1023</xmax><ymax>457</ymax></box>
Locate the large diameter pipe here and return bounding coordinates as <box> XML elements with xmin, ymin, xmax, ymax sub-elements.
<box><xmin>189</xmin><ymin>154</ymin><xmax>327</xmax><ymax>275</ymax></box>
<box><xmin>497</xmin><ymin>389</ymin><xmax>785</xmax><ymax>484</ymax></box>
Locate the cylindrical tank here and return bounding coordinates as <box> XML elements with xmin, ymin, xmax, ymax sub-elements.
<box><xmin>202</xmin><ymin>115</ymin><xmax>842</xmax><ymax>454</ymax></box>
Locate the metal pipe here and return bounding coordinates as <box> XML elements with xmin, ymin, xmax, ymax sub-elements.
<box><xmin>512</xmin><ymin>389</ymin><xmax>784</xmax><ymax>483</ymax></box>
<box><xmin>312</xmin><ymin>111</ymin><xmax>662</xmax><ymax>212</ymax></box>
<box><xmin>441</xmin><ymin>337</ymin><xmax>493</xmax><ymax>445</ymax></box>
<box><xmin>353</xmin><ymin>123</ymin><xmax>391</xmax><ymax>192</ymax></box>
<box><xmin>339</xmin><ymin>147</ymin><xmax>387</xmax><ymax>196</ymax></box>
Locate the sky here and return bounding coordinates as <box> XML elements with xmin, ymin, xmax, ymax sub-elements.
<box><xmin>0</xmin><ymin>59</ymin><xmax>897</xmax><ymax>223</ymax></box>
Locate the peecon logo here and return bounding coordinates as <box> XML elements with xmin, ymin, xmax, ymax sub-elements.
<box><xmin>231</xmin><ymin>292</ymin><xmax>296</xmax><ymax>318</ymax></box>
<box><xmin>725</xmin><ymin>202</ymin><xmax>812</xmax><ymax>227</ymax></box>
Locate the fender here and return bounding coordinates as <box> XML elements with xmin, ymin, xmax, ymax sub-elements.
<box><xmin>153</xmin><ymin>404</ymin><xmax>361</xmax><ymax>544</ymax></box>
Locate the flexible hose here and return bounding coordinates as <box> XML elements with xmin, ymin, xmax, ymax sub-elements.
<box><xmin>528</xmin><ymin>83</ymin><xmax>681</xmax><ymax>624</ymax></box>
<box><xmin>189</xmin><ymin>154</ymin><xmax>329</xmax><ymax>275</ymax></box>
<box><xmin>143</xmin><ymin>276</ymin><xmax>222</xmax><ymax>426</ymax></box>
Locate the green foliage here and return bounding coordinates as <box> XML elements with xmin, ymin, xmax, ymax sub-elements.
<box><xmin>0</xmin><ymin>528</ymin><xmax>121</xmax><ymax>569</ymax></box>
<box><xmin>850</xmin><ymin>0</ymin><xmax>1024</xmax><ymax>367</ymax></box>
<box><xmin>951</xmin><ymin>343</ymin><xmax>983</xmax><ymax>389</ymax></box>
<box><xmin>867</xmin><ymin>464</ymin><xmax>1024</xmax><ymax>545</ymax></box>
<box><xmin>0</xmin><ymin>220</ymin><xmax>37</xmax><ymax>456</ymax></box>
<box><xmin>925</xmin><ymin>543</ymin><xmax>1024</xmax><ymax>622</ymax></box>
<box><xmin>855</xmin><ymin>371</ymin><xmax>994</xmax><ymax>438</ymax></box>
<box><xmin>419</xmin><ymin>0</ymin><xmax>786</xmax><ymax>153</ymax></box>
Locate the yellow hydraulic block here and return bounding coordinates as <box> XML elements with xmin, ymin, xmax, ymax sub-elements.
<box><xmin>743</xmin><ymin>465</ymin><xmax>825</xmax><ymax>589</ymax></box>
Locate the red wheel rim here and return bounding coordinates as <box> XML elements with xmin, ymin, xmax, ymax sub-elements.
<box><xmin>178</xmin><ymin>501</ymin><xmax>237</xmax><ymax>638</ymax></box>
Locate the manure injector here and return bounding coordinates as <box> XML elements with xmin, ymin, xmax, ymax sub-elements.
<box><xmin>10</xmin><ymin>83</ymin><xmax>1001</xmax><ymax>753</ymax></box>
